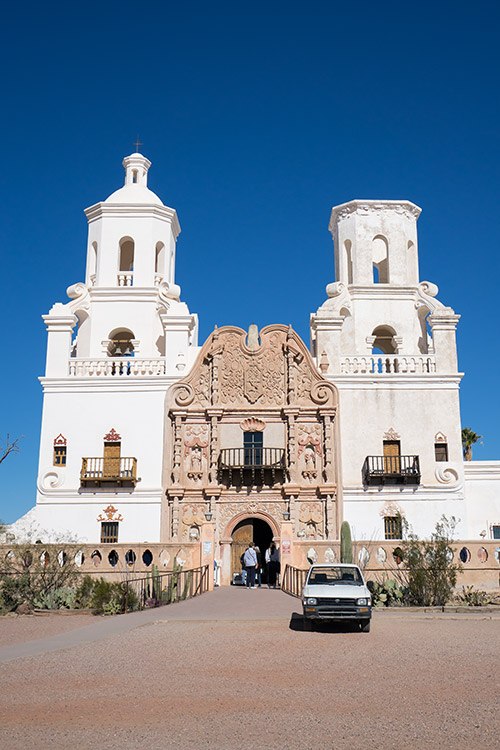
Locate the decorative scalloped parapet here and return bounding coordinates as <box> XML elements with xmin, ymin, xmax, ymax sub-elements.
<box><xmin>169</xmin><ymin>324</ymin><xmax>338</xmax><ymax>410</ymax></box>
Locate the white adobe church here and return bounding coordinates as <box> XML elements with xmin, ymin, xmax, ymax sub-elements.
<box><xmin>10</xmin><ymin>152</ymin><xmax>500</xmax><ymax>561</ymax></box>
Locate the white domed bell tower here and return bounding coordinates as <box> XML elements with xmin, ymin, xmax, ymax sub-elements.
<box><xmin>31</xmin><ymin>153</ymin><xmax>200</xmax><ymax>544</ymax></box>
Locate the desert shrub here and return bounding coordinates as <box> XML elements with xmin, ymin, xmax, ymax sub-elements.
<box><xmin>0</xmin><ymin>544</ymin><xmax>78</xmax><ymax>611</ymax></box>
<box><xmin>76</xmin><ymin>577</ymin><xmax>139</xmax><ymax>615</ymax></box>
<box><xmin>395</xmin><ymin>516</ymin><xmax>462</xmax><ymax>607</ymax></box>
<box><xmin>457</xmin><ymin>586</ymin><xmax>491</xmax><ymax>607</ymax></box>
<box><xmin>33</xmin><ymin>586</ymin><xmax>77</xmax><ymax>610</ymax></box>
<box><xmin>367</xmin><ymin>578</ymin><xmax>404</xmax><ymax>607</ymax></box>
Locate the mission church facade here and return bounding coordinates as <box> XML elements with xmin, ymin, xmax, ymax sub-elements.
<box><xmin>10</xmin><ymin>152</ymin><xmax>500</xmax><ymax>583</ymax></box>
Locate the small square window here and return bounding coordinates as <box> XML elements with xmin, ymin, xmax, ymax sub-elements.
<box><xmin>434</xmin><ymin>443</ymin><xmax>448</xmax><ymax>462</ymax></box>
<box><xmin>53</xmin><ymin>445</ymin><xmax>67</xmax><ymax>466</ymax></box>
<box><xmin>384</xmin><ymin>516</ymin><xmax>402</xmax><ymax>540</ymax></box>
<box><xmin>492</xmin><ymin>525</ymin><xmax>500</xmax><ymax>540</ymax></box>
<box><xmin>101</xmin><ymin>521</ymin><xmax>119</xmax><ymax>544</ymax></box>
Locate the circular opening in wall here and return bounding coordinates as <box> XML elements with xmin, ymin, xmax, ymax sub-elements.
<box><xmin>91</xmin><ymin>550</ymin><xmax>102</xmax><ymax>567</ymax></box>
<box><xmin>376</xmin><ymin>547</ymin><xmax>387</xmax><ymax>564</ymax></box>
<box><xmin>459</xmin><ymin>546</ymin><xmax>471</xmax><ymax>563</ymax></box>
<box><xmin>108</xmin><ymin>550</ymin><xmax>119</xmax><ymax>567</ymax></box>
<box><xmin>495</xmin><ymin>547</ymin><xmax>500</xmax><ymax>564</ymax></box>
<box><xmin>142</xmin><ymin>549</ymin><xmax>153</xmax><ymax>567</ymax></box>
<box><xmin>477</xmin><ymin>546</ymin><xmax>488</xmax><ymax>563</ymax></box>
<box><xmin>74</xmin><ymin>550</ymin><xmax>85</xmax><ymax>567</ymax></box>
<box><xmin>40</xmin><ymin>551</ymin><xmax>50</xmax><ymax>567</ymax></box>
<box><xmin>57</xmin><ymin>551</ymin><xmax>67</xmax><ymax>567</ymax></box>
<box><xmin>125</xmin><ymin>549</ymin><xmax>136</xmax><ymax>566</ymax></box>
<box><xmin>5</xmin><ymin>550</ymin><xmax>15</xmax><ymax>562</ymax></box>
<box><xmin>445</xmin><ymin>547</ymin><xmax>454</xmax><ymax>563</ymax></box>
<box><xmin>358</xmin><ymin>547</ymin><xmax>370</xmax><ymax>567</ymax></box>
<box><xmin>159</xmin><ymin>549</ymin><xmax>170</xmax><ymax>568</ymax></box>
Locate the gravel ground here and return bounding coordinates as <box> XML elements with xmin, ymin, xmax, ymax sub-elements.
<box><xmin>0</xmin><ymin>612</ymin><xmax>93</xmax><ymax>647</ymax></box>
<box><xmin>0</xmin><ymin>588</ymin><xmax>498</xmax><ymax>750</ymax></box>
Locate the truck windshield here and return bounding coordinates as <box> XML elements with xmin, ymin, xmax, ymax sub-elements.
<box><xmin>308</xmin><ymin>566</ymin><xmax>363</xmax><ymax>585</ymax></box>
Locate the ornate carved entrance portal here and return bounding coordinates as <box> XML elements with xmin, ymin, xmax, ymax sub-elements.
<box><xmin>164</xmin><ymin>324</ymin><xmax>339</xmax><ymax>585</ymax></box>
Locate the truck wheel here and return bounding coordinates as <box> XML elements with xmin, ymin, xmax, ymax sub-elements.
<box><xmin>360</xmin><ymin>620</ymin><xmax>371</xmax><ymax>633</ymax></box>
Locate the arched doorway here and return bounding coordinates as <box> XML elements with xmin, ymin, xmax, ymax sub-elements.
<box><xmin>231</xmin><ymin>517</ymin><xmax>274</xmax><ymax>582</ymax></box>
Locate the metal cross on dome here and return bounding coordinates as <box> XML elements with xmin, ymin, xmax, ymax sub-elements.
<box><xmin>133</xmin><ymin>136</ymin><xmax>143</xmax><ymax>152</ymax></box>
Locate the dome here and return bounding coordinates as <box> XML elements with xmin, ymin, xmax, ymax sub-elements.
<box><xmin>104</xmin><ymin>152</ymin><xmax>164</xmax><ymax>205</ymax></box>
<box><xmin>105</xmin><ymin>184</ymin><xmax>164</xmax><ymax>205</ymax></box>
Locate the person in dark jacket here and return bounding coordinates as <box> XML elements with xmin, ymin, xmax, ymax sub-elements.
<box><xmin>266</xmin><ymin>543</ymin><xmax>280</xmax><ymax>588</ymax></box>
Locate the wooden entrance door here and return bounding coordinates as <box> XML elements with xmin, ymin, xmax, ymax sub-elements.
<box><xmin>383</xmin><ymin>440</ymin><xmax>401</xmax><ymax>474</ymax></box>
<box><xmin>103</xmin><ymin>442</ymin><xmax>121</xmax><ymax>479</ymax></box>
<box><xmin>231</xmin><ymin>520</ymin><xmax>253</xmax><ymax>578</ymax></box>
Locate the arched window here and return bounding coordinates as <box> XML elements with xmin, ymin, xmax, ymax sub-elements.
<box><xmin>371</xmin><ymin>325</ymin><xmax>397</xmax><ymax>354</ymax></box>
<box><xmin>372</xmin><ymin>235</ymin><xmax>389</xmax><ymax>283</ymax></box>
<box><xmin>155</xmin><ymin>241</ymin><xmax>165</xmax><ymax>275</ymax></box>
<box><xmin>89</xmin><ymin>241</ymin><xmax>98</xmax><ymax>282</ymax></box>
<box><xmin>107</xmin><ymin>329</ymin><xmax>135</xmax><ymax>357</ymax></box>
<box><xmin>119</xmin><ymin>237</ymin><xmax>134</xmax><ymax>272</ymax></box>
<box><xmin>343</xmin><ymin>239</ymin><xmax>353</xmax><ymax>284</ymax></box>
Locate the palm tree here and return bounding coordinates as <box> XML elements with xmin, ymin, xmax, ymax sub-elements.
<box><xmin>461</xmin><ymin>427</ymin><xmax>482</xmax><ymax>461</ymax></box>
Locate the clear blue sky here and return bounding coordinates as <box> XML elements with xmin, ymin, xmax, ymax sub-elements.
<box><xmin>1</xmin><ymin>1</ymin><xmax>499</xmax><ymax>522</ymax></box>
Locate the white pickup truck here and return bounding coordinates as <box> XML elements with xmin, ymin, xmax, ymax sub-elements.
<box><xmin>302</xmin><ymin>563</ymin><xmax>372</xmax><ymax>632</ymax></box>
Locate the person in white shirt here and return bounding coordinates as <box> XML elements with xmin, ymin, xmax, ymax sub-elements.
<box><xmin>243</xmin><ymin>543</ymin><xmax>258</xmax><ymax>588</ymax></box>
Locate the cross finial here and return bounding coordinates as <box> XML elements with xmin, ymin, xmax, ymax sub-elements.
<box><xmin>133</xmin><ymin>135</ymin><xmax>143</xmax><ymax>153</ymax></box>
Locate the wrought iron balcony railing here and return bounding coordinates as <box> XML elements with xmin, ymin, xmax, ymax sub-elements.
<box><xmin>80</xmin><ymin>457</ymin><xmax>138</xmax><ymax>486</ymax></box>
<box><xmin>218</xmin><ymin>448</ymin><xmax>286</xmax><ymax>486</ymax></box>
<box><xmin>363</xmin><ymin>455</ymin><xmax>421</xmax><ymax>486</ymax></box>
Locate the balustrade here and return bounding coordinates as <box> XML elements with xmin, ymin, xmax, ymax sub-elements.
<box><xmin>340</xmin><ymin>354</ymin><xmax>436</xmax><ymax>375</ymax></box>
<box><xmin>68</xmin><ymin>358</ymin><xmax>166</xmax><ymax>376</ymax></box>
<box><xmin>117</xmin><ymin>272</ymin><xmax>133</xmax><ymax>287</ymax></box>
<box><xmin>80</xmin><ymin>456</ymin><xmax>137</xmax><ymax>485</ymax></box>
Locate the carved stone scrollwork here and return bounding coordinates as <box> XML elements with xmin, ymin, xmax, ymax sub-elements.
<box><xmin>435</xmin><ymin>466</ymin><xmax>459</xmax><ymax>485</ymax></box>
<box><xmin>171</xmin><ymin>417</ymin><xmax>184</xmax><ymax>485</ymax></box>
<box><xmin>168</xmin><ymin>325</ymin><xmax>338</xmax><ymax>411</ymax></box>
<box><xmin>298</xmin><ymin>501</ymin><xmax>324</xmax><ymax>538</ymax></box>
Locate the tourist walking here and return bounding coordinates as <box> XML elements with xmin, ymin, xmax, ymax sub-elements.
<box><xmin>243</xmin><ymin>543</ymin><xmax>258</xmax><ymax>588</ymax></box>
<box><xmin>266</xmin><ymin>543</ymin><xmax>280</xmax><ymax>588</ymax></box>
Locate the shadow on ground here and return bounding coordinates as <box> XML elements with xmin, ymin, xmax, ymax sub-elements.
<box><xmin>289</xmin><ymin>612</ymin><xmax>368</xmax><ymax>633</ymax></box>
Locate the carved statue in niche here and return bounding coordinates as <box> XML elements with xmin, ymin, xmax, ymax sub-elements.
<box><xmin>298</xmin><ymin>501</ymin><xmax>323</xmax><ymax>538</ymax></box>
<box><xmin>181</xmin><ymin>505</ymin><xmax>205</xmax><ymax>541</ymax></box>
<box><xmin>184</xmin><ymin>425</ymin><xmax>209</xmax><ymax>483</ymax></box>
<box><xmin>297</xmin><ymin>425</ymin><xmax>322</xmax><ymax>481</ymax></box>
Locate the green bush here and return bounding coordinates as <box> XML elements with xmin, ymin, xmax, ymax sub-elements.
<box><xmin>75</xmin><ymin>576</ymin><xmax>139</xmax><ymax>615</ymax></box>
<box><xmin>457</xmin><ymin>585</ymin><xmax>491</xmax><ymax>607</ymax></box>
<box><xmin>397</xmin><ymin>516</ymin><xmax>462</xmax><ymax>607</ymax></box>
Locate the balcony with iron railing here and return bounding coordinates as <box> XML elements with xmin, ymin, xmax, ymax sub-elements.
<box><xmin>218</xmin><ymin>447</ymin><xmax>286</xmax><ymax>486</ymax></box>
<box><xmin>80</xmin><ymin>457</ymin><xmax>138</xmax><ymax>486</ymax></box>
<box><xmin>362</xmin><ymin>455</ymin><xmax>421</xmax><ymax>486</ymax></box>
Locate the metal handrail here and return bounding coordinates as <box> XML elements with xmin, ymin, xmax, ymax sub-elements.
<box><xmin>122</xmin><ymin>564</ymin><xmax>210</xmax><ymax>610</ymax></box>
<box><xmin>363</xmin><ymin>455</ymin><xmax>421</xmax><ymax>485</ymax></box>
<box><xmin>219</xmin><ymin>447</ymin><xmax>285</xmax><ymax>469</ymax></box>
<box><xmin>281</xmin><ymin>564</ymin><xmax>309</xmax><ymax>598</ymax></box>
